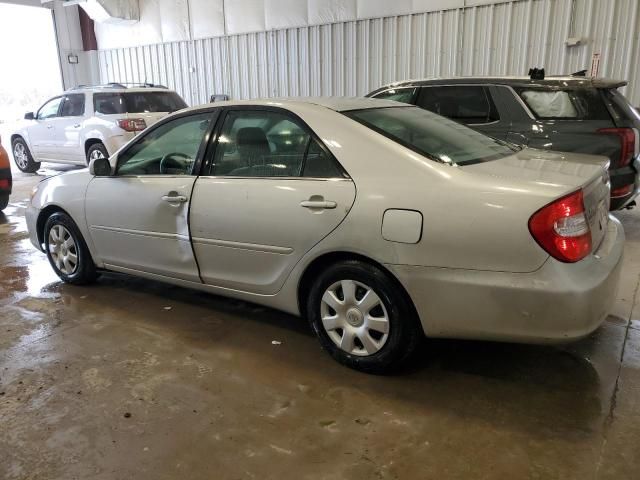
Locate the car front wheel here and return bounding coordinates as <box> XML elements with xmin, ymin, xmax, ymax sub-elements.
<box><xmin>44</xmin><ymin>212</ymin><xmax>97</xmax><ymax>284</ymax></box>
<box><xmin>307</xmin><ymin>260</ymin><xmax>422</xmax><ymax>373</ymax></box>
<box><xmin>12</xmin><ymin>138</ymin><xmax>40</xmax><ymax>173</ymax></box>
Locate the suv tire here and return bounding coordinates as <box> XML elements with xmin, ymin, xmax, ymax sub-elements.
<box><xmin>12</xmin><ymin>137</ymin><xmax>40</xmax><ymax>173</ymax></box>
<box><xmin>86</xmin><ymin>143</ymin><xmax>109</xmax><ymax>165</ymax></box>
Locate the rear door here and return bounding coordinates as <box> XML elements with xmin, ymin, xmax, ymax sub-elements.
<box><xmin>189</xmin><ymin>107</ymin><xmax>356</xmax><ymax>295</ymax></box>
<box><xmin>415</xmin><ymin>85</ymin><xmax>508</xmax><ymax>139</ymax></box>
<box><xmin>56</xmin><ymin>93</ymin><xmax>87</xmax><ymax>163</ymax></box>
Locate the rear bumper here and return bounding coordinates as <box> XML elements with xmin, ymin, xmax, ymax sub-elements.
<box><xmin>387</xmin><ymin>216</ymin><xmax>624</xmax><ymax>343</ymax></box>
<box><xmin>609</xmin><ymin>157</ymin><xmax>640</xmax><ymax>209</ymax></box>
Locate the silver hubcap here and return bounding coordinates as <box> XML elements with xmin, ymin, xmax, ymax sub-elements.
<box><xmin>48</xmin><ymin>225</ymin><xmax>78</xmax><ymax>275</ymax></box>
<box><xmin>89</xmin><ymin>149</ymin><xmax>105</xmax><ymax>161</ymax></box>
<box><xmin>13</xmin><ymin>143</ymin><xmax>28</xmax><ymax>169</ymax></box>
<box><xmin>320</xmin><ymin>279</ymin><xmax>390</xmax><ymax>356</ymax></box>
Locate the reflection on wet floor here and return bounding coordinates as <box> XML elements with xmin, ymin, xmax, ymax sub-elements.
<box><xmin>1</xmin><ymin>167</ymin><xmax>640</xmax><ymax>479</ymax></box>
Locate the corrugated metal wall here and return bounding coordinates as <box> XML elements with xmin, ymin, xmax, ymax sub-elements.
<box><xmin>97</xmin><ymin>0</ymin><xmax>640</xmax><ymax>107</ymax></box>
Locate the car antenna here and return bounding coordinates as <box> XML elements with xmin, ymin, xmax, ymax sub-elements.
<box><xmin>528</xmin><ymin>68</ymin><xmax>545</xmax><ymax>80</ymax></box>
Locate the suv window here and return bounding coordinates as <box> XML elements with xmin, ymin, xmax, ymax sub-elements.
<box><xmin>211</xmin><ymin>110</ymin><xmax>343</xmax><ymax>178</ymax></box>
<box><xmin>515</xmin><ymin>88</ymin><xmax>611</xmax><ymax>120</ymax></box>
<box><xmin>93</xmin><ymin>91</ymin><xmax>187</xmax><ymax>115</ymax></box>
<box><xmin>117</xmin><ymin>113</ymin><xmax>212</xmax><ymax>176</ymax></box>
<box><xmin>372</xmin><ymin>88</ymin><xmax>416</xmax><ymax>104</ymax></box>
<box><xmin>416</xmin><ymin>86</ymin><xmax>499</xmax><ymax>124</ymax></box>
<box><xmin>345</xmin><ymin>106</ymin><xmax>517</xmax><ymax>166</ymax></box>
<box><xmin>60</xmin><ymin>94</ymin><xmax>85</xmax><ymax>117</ymax></box>
<box><xmin>37</xmin><ymin>97</ymin><xmax>62</xmax><ymax>120</ymax></box>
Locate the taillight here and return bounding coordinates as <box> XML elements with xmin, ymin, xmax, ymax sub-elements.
<box><xmin>118</xmin><ymin>118</ymin><xmax>147</xmax><ymax>132</ymax></box>
<box><xmin>598</xmin><ymin>127</ymin><xmax>636</xmax><ymax>167</ymax></box>
<box><xmin>528</xmin><ymin>190</ymin><xmax>592</xmax><ymax>263</ymax></box>
<box><xmin>0</xmin><ymin>179</ymin><xmax>9</xmax><ymax>189</ymax></box>
<box><xmin>611</xmin><ymin>184</ymin><xmax>634</xmax><ymax>198</ymax></box>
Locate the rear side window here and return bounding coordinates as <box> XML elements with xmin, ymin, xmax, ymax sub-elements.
<box><xmin>211</xmin><ymin>110</ymin><xmax>345</xmax><ymax>178</ymax></box>
<box><xmin>372</xmin><ymin>88</ymin><xmax>416</xmax><ymax>104</ymax></box>
<box><xmin>60</xmin><ymin>94</ymin><xmax>85</xmax><ymax>117</ymax></box>
<box><xmin>416</xmin><ymin>86</ymin><xmax>499</xmax><ymax>124</ymax></box>
<box><xmin>94</xmin><ymin>91</ymin><xmax>187</xmax><ymax>115</ymax></box>
<box><xmin>515</xmin><ymin>88</ymin><xmax>611</xmax><ymax>120</ymax></box>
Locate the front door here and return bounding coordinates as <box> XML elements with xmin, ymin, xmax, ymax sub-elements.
<box><xmin>189</xmin><ymin>108</ymin><xmax>356</xmax><ymax>295</ymax></box>
<box><xmin>85</xmin><ymin>111</ymin><xmax>216</xmax><ymax>282</ymax></box>
<box><xmin>29</xmin><ymin>96</ymin><xmax>62</xmax><ymax>159</ymax></box>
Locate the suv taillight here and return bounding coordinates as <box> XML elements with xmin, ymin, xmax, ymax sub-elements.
<box><xmin>597</xmin><ymin>127</ymin><xmax>636</xmax><ymax>167</ymax></box>
<box><xmin>118</xmin><ymin>118</ymin><xmax>147</xmax><ymax>132</ymax></box>
<box><xmin>528</xmin><ymin>190</ymin><xmax>592</xmax><ymax>263</ymax></box>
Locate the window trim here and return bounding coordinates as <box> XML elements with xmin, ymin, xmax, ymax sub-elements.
<box><xmin>113</xmin><ymin>109</ymin><xmax>220</xmax><ymax>177</ymax></box>
<box><xmin>198</xmin><ymin>105</ymin><xmax>350</xmax><ymax>180</ymax></box>
<box><xmin>36</xmin><ymin>96</ymin><xmax>63</xmax><ymax>120</ymax></box>
<box><xmin>416</xmin><ymin>85</ymin><xmax>500</xmax><ymax>126</ymax></box>
<box><xmin>59</xmin><ymin>93</ymin><xmax>86</xmax><ymax>118</ymax></box>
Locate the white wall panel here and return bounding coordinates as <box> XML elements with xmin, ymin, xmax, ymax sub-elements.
<box><xmin>159</xmin><ymin>0</ymin><xmax>189</xmax><ymax>43</ymax></box>
<box><xmin>357</xmin><ymin>0</ymin><xmax>412</xmax><ymax>19</ymax></box>
<box><xmin>97</xmin><ymin>0</ymin><xmax>640</xmax><ymax>107</ymax></box>
<box><xmin>265</xmin><ymin>0</ymin><xmax>308</xmax><ymax>29</ymax></box>
<box><xmin>189</xmin><ymin>0</ymin><xmax>225</xmax><ymax>39</ymax></box>
<box><xmin>225</xmin><ymin>0</ymin><xmax>266</xmax><ymax>34</ymax></box>
<box><xmin>308</xmin><ymin>0</ymin><xmax>357</xmax><ymax>24</ymax></box>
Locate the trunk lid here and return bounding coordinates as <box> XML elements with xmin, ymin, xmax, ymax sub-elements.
<box><xmin>463</xmin><ymin>147</ymin><xmax>611</xmax><ymax>250</ymax></box>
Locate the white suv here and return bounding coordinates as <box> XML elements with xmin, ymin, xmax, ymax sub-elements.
<box><xmin>11</xmin><ymin>84</ymin><xmax>188</xmax><ymax>172</ymax></box>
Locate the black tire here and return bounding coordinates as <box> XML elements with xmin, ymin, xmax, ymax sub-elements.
<box><xmin>44</xmin><ymin>212</ymin><xmax>97</xmax><ymax>285</ymax></box>
<box><xmin>306</xmin><ymin>260</ymin><xmax>422</xmax><ymax>374</ymax></box>
<box><xmin>86</xmin><ymin>143</ymin><xmax>109</xmax><ymax>165</ymax></box>
<box><xmin>0</xmin><ymin>193</ymin><xmax>8</xmax><ymax>211</ymax></box>
<box><xmin>11</xmin><ymin>137</ymin><xmax>40</xmax><ymax>173</ymax></box>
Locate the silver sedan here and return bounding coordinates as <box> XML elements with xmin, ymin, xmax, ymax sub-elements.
<box><xmin>26</xmin><ymin>98</ymin><xmax>624</xmax><ymax>372</ymax></box>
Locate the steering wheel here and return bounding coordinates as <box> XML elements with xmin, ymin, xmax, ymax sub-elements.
<box><xmin>159</xmin><ymin>152</ymin><xmax>191</xmax><ymax>174</ymax></box>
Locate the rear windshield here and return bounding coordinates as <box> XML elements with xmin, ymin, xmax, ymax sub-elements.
<box><xmin>344</xmin><ymin>106</ymin><xmax>518</xmax><ymax>166</ymax></box>
<box><xmin>93</xmin><ymin>91</ymin><xmax>187</xmax><ymax>115</ymax></box>
<box><xmin>514</xmin><ymin>88</ymin><xmax>611</xmax><ymax>120</ymax></box>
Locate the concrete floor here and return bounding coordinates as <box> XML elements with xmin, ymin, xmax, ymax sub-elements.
<box><xmin>1</xmin><ymin>166</ymin><xmax>640</xmax><ymax>480</ymax></box>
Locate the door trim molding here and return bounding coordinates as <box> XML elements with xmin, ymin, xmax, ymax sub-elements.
<box><xmin>191</xmin><ymin>236</ymin><xmax>293</xmax><ymax>254</ymax></box>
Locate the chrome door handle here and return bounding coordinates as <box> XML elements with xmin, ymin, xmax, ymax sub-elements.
<box><xmin>161</xmin><ymin>194</ymin><xmax>188</xmax><ymax>203</ymax></box>
<box><xmin>300</xmin><ymin>200</ymin><xmax>337</xmax><ymax>209</ymax></box>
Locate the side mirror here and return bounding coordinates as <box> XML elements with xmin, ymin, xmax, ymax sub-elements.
<box><xmin>24</xmin><ymin>112</ymin><xmax>35</xmax><ymax>120</ymax></box>
<box><xmin>89</xmin><ymin>157</ymin><xmax>113</xmax><ymax>176</ymax></box>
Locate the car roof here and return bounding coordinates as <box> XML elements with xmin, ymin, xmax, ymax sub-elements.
<box><xmin>368</xmin><ymin>76</ymin><xmax>628</xmax><ymax>95</ymax></box>
<box><xmin>181</xmin><ymin>96</ymin><xmax>407</xmax><ymax>115</ymax></box>
<box><xmin>64</xmin><ymin>85</ymin><xmax>174</xmax><ymax>94</ymax></box>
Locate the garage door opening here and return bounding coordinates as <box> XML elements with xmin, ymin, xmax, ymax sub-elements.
<box><xmin>0</xmin><ymin>2</ymin><xmax>62</xmax><ymax>127</ymax></box>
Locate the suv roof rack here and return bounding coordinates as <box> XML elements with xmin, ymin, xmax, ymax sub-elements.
<box><xmin>70</xmin><ymin>82</ymin><xmax>168</xmax><ymax>90</ymax></box>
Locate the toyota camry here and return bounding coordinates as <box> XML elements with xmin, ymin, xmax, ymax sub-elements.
<box><xmin>26</xmin><ymin>98</ymin><xmax>623</xmax><ymax>372</ymax></box>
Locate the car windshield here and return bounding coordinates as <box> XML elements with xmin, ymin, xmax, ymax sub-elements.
<box><xmin>344</xmin><ymin>106</ymin><xmax>517</xmax><ymax>165</ymax></box>
<box><xmin>94</xmin><ymin>91</ymin><xmax>187</xmax><ymax>115</ymax></box>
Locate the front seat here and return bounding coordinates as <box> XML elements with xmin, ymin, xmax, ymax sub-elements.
<box><xmin>229</xmin><ymin>127</ymin><xmax>273</xmax><ymax>175</ymax></box>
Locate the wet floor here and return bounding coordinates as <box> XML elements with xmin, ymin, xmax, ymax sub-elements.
<box><xmin>1</xmin><ymin>165</ymin><xmax>640</xmax><ymax>479</ymax></box>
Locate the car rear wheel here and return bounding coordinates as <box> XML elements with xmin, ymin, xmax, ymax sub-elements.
<box><xmin>306</xmin><ymin>260</ymin><xmax>422</xmax><ymax>373</ymax></box>
<box><xmin>86</xmin><ymin>143</ymin><xmax>109</xmax><ymax>165</ymax></box>
<box><xmin>0</xmin><ymin>193</ymin><xmax>8</xmax><ymax>211</ymax></box>
<box><xmin>44</xmin><ymin>212</ymin><xmax>97</xmax><ymax>285</ymax></box>
<box><xmin>12</xmin><ymin>138</ymin><xmax>40</xmax><ymax>173</ymax></box>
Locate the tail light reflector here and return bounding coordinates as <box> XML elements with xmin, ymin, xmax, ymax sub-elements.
<box><xmin>528</xmin><ymin>190</ymin><xmax>592</xmax><ymax>263</ymax></box>
<box><xmin>0</xmin><ymin>179</ymin><xmax>9</xmax><ymax>189</ymax></box>
<box><xmin>597</xmin><ymin>127</ymin><xmax>635</xmax><ymax>167</ymax></box>
<box><xmin>118</xmin><ymin>118</ymin><xmax>147</xmax><ymax>132</ymax></box>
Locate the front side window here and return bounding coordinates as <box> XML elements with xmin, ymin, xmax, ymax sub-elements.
<box><xmin>372</xmin><ymin>88</ymin><xmax>416</xmax><ymax>104</ymax></box>
<box><xmin>211</xmin><ymin>110</ymin><xmax>343</xmax><ymax>178</ymax></box>
<box><xmin>60</xmin><ymin>94</ymin><xmax>85</xmax><ymax>117</ymax></box>
<box><xmin>117</xmin><ymin>113</ymin><xmax>212</xmax><ymax>176</ymax></box>
<box><xmin>416</xmin><ymin>86</ymin><xmax>499</xmax><ymax>124</ymax></box>
<box><xmin>37</xmin><ymin>97</ymin><xmax>62</xmax><ymax>120</ymax></box>
<box><xmin>345</xmin><ymin>106</ymin><xmax>517</xmax><ymax>166</ymax></box>
<box><xmin>516</xmin><ymin>88</ymin><xmax>611</xmax><ymax>120</ymax></box>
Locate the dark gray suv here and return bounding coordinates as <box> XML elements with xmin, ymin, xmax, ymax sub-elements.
<box><xmin>367</xmin><ymin>76</ymin><xmax>640</xmax><ymax>210</ymax></box>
